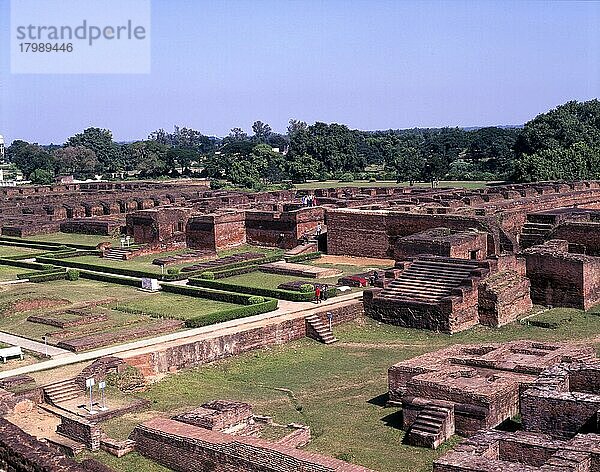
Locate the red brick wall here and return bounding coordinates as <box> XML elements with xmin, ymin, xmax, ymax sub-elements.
<box><xmin>132</xmin><ymin>418</ymin><xmax>374</xmax><ymax>472</ymax></box>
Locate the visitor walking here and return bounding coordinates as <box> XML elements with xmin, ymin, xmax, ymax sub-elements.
<box><xmin>323</xmin><ymin>284</ymin><xmax>329</xmax><ymax>300</ymax></box>
<box><xmin>316</xmin><ymin>223</ymin><xmax>322</xmax><ymax>236</ymax></box>
<box><xmin>315</xmin><ymin>285</ymin><xmax>321</xmax><ymax>303</ymax></box>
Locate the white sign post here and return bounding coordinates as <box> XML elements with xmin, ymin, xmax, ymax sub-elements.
<box><xmin>86</xmin><ymin>377</ymin><xmax>97</xmax><ymax>414</ymax></box>
<box><xmin>327</xmin><ymin>312</ymin><xmax>333</xmax><ymax>332</ymax></box>
<box><xmin>98</xmin><ymin>381</ymin><xmax>108</xmax><ymax>411</ymax></box>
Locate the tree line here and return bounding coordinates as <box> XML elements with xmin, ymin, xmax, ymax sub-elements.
<box><xmin>6</xmin><ymin>100</ymin><xmax>600</xmax><ymax>187</ymax></box>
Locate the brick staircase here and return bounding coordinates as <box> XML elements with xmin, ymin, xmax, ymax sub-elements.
<box><xmin>43</xmin><ymin>379</ymin><xmax>80</xmax><ymax>405</ymax></box>
<box><xmin>519</xmin><ymin>222</ymin><xmax>554</xmax><ymax>249</ymax></box>
<box><xmin>377</xmin><ymin>257</ymin><xmax>484</xmax><ymax>303</ymax></box>
<box><xmin>102</xmin><ymin>244</ymin><xmax>144</xmax><ymax>261</ymax></box>
<box><xmin>305</xmin><ymin>314</ymin><xmax>337</xmax><ymax>344</ymax></box>
<box><xmin>408</xmin><ymin>404</ymin><xmax>454</xmax><ymax>449</ymax></box>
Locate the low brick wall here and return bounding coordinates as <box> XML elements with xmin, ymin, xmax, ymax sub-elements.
<box><xmin>132</xmin><ymin>418</ymin><xmax>374</xmax><ymax>472</ymax></box>
<box><xmin>123</xmin><ymin>300</ymin><xmax>363</xmax><ymax>378</ymax></box>
<box><xmin>0</xmin><ymin>417</ymin><xmax>111</xmax><ymax>471</ymax></box>
<box><xmin>56</xmin><ymin>412</ymin><xmax>103</xmax><ymax>450</ymax></box>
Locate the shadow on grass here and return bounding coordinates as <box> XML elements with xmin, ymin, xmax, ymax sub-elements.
<box><xmin>367</xmin><ymin>393</ymin><xmax>388</xmax><ymax>407</ymax></box>
<box><xmin>381</xmin><ymin>410</ymin><xmax>404</xmax><ymax>431</ymax></box>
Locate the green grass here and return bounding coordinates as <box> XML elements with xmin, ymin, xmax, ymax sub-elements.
<box><xmin>97</xmin><ymin>307</ymin><xmax>600</xmax><ymax>472</ymax></box>
<box><xmin>25</xmin><ymin>232</ymin><xmax>118</xmax><ymax>247</ymax></box>
<box><xmin>294</xmin><ymin>180</ymin><xmax>493</xmax><ymax>190</ymax></box>
<box><xmin>62</xmin><ymin>245</ymin><xmax>283</xmax><ymax>275</ymax></box>
<box><xmin>0</xmin><ymin>265</ymin><xmax>26</xmax><ymax>281</ymax></box>
<box><xmin>220</xmin><ymin>260</ymin><xmax>389</xmax><ymax>294</ymax></box>
<box><xmin>0</xmin><ymin>245</ymin><xmax>46</xmax><ymax>257</ymax></box>
<box><xmin>115</xmin><ymin>292</ymin><xmax>241</xmax><ymax>320</ymax></box>
<box><xmin>0</xmin><ymin>279</ymin><xmax>158</xmax><ymax>342</ymax></box>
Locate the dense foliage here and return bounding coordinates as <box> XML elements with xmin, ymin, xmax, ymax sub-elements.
<box><xmin>7</xmin><ymin>100</ymin><xmax>600</xmax><ymax>187</ymax></box>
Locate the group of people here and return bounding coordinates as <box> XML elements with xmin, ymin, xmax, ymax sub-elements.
<box><xmin>301</xmin><ymin>194</ymin><xmax>318</xmax><ymax>207</ymax></box>
<box><xmin>314</xmin><ymin>284</ymin><xmax>329</xmax><ymax>303</ymax></box>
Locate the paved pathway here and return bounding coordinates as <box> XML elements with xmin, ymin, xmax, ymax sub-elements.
<box><xmin>0</xmin><ymin>290</ymin><xmax>363</xmax><ymax>380</ymax></box>
<box><xmin>0</xmin><ymin>332</ymin><xmax>71</xmax><ymax>357</ymax></box>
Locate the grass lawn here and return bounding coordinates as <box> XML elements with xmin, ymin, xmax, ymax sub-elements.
<box><xmin>0</xmin><ymin>279</ymin><xmax>158</xmax><ymax>343</ymax></box>
<box><xmin>220</xmin><ymin>259</ymin><xmax>391</xmax><ymax>294</ymax></box>
<box><xmin>61</xmin><ymin>245</ymin><xmax>283</xmax><ymax>275</ymax></box>
<box><xmin>25</xmin><ymin>233</ymin><xmax>118</xmax><ymax>247</ymax></box>
<box><xmin>0</xmin><ymin>265</ymin><xmax>26</xmax><ymax>282</ymax></box>
<box><xmin>115</xmin><ymin>292</ymin><xmax>241</xmax><ymax>320</ymax></box>
<box><xmin>294</xmin><ymin>180</ymin><xmax>494</xmax><ymax>190</ymax></box>
<box><xmin>97</xmin><ymin>307</ymin><xmax>600</xmax><ymax>472</ymax></box>
<box><xmin>0</xmin><ymin>245</ymin><xmax>46</xmax><ymax>258</ymax></box>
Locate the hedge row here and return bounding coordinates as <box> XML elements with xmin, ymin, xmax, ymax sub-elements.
<box><xmin>36</xmin><ymin>256</ymin><xmax>162</xmax><ymax>280</ymax></box>
<box><xmin>0</xmin><ymin>235</ymin><xmax>98</xmax><ymax>250</ymax></box>
<box><xmin>47</xmin><ymin>249</ymin><xmax>100</xmax><ymax>259</ymax></box>
<box><xmin>201</xmin><ymin>265</ymin><xmax>259</xmax><ymax>280</ymax></box>
<box><xmin>162</xmin><ymin>253</ymin><xmax>283</xmax><ymax>281</ymax></box>
<box><xmin>77</xmin><ymin>269</ymin><xmax>142</xmax><ymax>287</ymax></box>
<box><xmin>16</xmin><ymin>268</ymin><xmax>66</xmax><ymax>279</ymax></box>
<box><xmin>284</xmin><ymin>251</ymin><xmax>322</xmax><ymax>263</ymax></box>
<box><xmin>0</xmin><ymin>258</ymin><xmax>55</xmax><ymax>271</ymax></box>
<box><xmin>161</xmin><ymin>282</ymin><xmax>269</xmax><ymax>305</ymax></box>
<box><xmin>187</xmin><ymin>277</ymin><xmax>337</xmax><ymax>302</ymax></box>
<box><xmin>27</xmin><ymin>271</ymin><xmax>68</xmax><ymax>283</ymax></box>
<box><xmin>36</xmin><ymin>252</ymin><xmax>284</xmax><ymax>282</ymax></box>
<box><xmin>184</xmin><ymin>298</ymin><xmax>278</xmax><ymax>328</ymax></box>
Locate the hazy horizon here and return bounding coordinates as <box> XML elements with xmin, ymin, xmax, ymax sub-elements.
<box><xmin>1</xmin><ymin>0</ymin><xmax>599</xmax><ymax>145</ymax></box>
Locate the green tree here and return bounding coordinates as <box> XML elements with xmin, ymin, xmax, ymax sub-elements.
<box><xmin>52</xmin><ymin>145</ymin><xmax>98</xmax><ymax>177</ymax></box>
<box><xmin>252</xmin><ymin>121</ymin><xmax>272</xmax><ymax>143</ymax></box>
<box><xmin>66</xmin><ymin>128</ymin><xmax>122</xmax><ymax>173</ymax></box>
<box><xmin>125</xmin><ymin>141</ymin><xmax>169</xmax><ymax>176</ymax></box>
<box><xmin>29</xmin><ymin>168</ymin><xmax>54</xmax><ymax>184</ymax></box>
<box><xmin>6</xmin><ymin>140</ymin><xmax>53</xmax><ymax>177</ymax></box>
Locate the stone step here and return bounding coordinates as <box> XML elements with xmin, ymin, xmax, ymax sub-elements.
<box><xmin>383</xmin><ymin>284</ymin><xmax>453</xmax><ymax>295</ymax></box>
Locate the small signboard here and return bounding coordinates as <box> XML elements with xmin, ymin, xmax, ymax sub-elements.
<box><xmin>141</xmin><ymin>278</ymin><xmax>159</xmax><ymax>291</ymax></box>
<box><xmin>85</xmin><ymin>377</ymin><xmax>95</xmax><ymax>388</ymax></box>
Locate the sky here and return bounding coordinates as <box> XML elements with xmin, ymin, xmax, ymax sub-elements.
<box><xmin>1</xmin><ymin>0</ymin><xmax>600</xmax><ymax>145</ymax></box>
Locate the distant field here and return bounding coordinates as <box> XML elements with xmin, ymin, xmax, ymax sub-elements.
<box><xmin>293</xmin><ymin>180</ymin><xmax>494</xmax><ymax>190</ymax></box>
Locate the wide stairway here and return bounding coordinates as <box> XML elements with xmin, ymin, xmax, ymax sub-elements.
<box><xmin>305</xmin><ymin>314</ymin><xmax>337</xmax><ymax>344</ymax></box>
<box><xmin>408</xmin><ymin>404</ymin><xmax>454</xmax><ymax>449</ymax></box>
<box><xmin>43</xmin><ymin>379</ymin><xmax>80</xmax><ymax>405</ymax></box>
<box><xmin>519</xmin><ymin>222</ymin><xmax>554</xmax><ymax>249</ymax></box>
<box><xmin>377</xmin><ymin>257</ymin><xmax>484</xmax><ymax>303</ymax></box>
<box><xmin>102</xmin><ymin>244</ymin><xmax>144</xmax><ymax>261</ymax></box>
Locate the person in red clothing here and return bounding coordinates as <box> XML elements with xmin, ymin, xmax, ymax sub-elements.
<box><xmin>315</xmin><ymin>285</ymin><xmax>321</xmax><ymax>303</ymax></box>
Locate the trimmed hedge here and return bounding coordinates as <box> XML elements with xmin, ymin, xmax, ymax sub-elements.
<box><xmin>184</xmin><ymin>298</ymin><xmax>278</xmax><ymax>328</ymax></box>
<box><xmin>188</xmin><ymin>277</ymin><xmax>337</xmax><ymax>302</ymax></box>
<box><xmin>16</xmin><ymin>268</ymin><xmax>66</xmax><ymax>279</ymax></box>
<box><xmin>28</xmin><ymin>271</ymin><xmax>68</xmax><ymax>283</ymax></box>
<box><xmin>36</xmin><ymin>252</ymin><xmax>284</xmax><ymax>282</ymax></box>
<box><xmin>0</xmin><ymin>258</ymin><xmax>56</xmax><ymax>271</ymax></box>
<box><xmin>285</xmin><ymin>251</ymin><xmax>322</xmax><ymax>263</ymax></box>
<box><xmin>0</xmin><ymin>235</ymin><xmax>98</xmax><ymax>250</ymax></box>
<box><xmin>161</xmin><ymin>282</ymin><xmax>267</xmax><ymax>305</ymax></box>
<box><xmin>77</xmin><ymin>270</ymin><xmax>142</xmax><ymax>287</ymax></box>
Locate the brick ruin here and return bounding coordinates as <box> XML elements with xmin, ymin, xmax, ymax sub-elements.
<box><xmin>131</xmin><ymin>400</ymin><xmax>373</xmax><ymax>472</ymax></box>
<box><xmin>388</xmin><ymin>341</ymin><xmax>595</xmax><ymax>449</ymax></box>
<box><xmin>4</xmin><ymin>180</ymin><xmax>600</xmax><ymax>333</ymax></box>
<box><xmin>434</xmin><ymin>358</ymin><xmax>600</xmax><ymax>471</ymax></box>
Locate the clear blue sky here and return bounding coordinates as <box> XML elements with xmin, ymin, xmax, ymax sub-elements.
<box><xmin>1</xmin><ymin>0</ymin><xmax>600</xmax><ymax>145</ymax></box>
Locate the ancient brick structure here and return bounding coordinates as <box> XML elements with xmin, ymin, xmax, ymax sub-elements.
<box><xmin>389</xmin><ymin>341</ymin><xmax>595</xmax><ymax>448</ymax></box>
<box><xmin>433</xmin><ymin>429</ymin><xmax>600</xmax><ymax>472</ymax></box>
<box><xmin>395</xmin><ymin>228</ymin><xmax>489</xmax><ymax>260</ymax></box>
<box><xmin>524</xmin><ymin>239</ymin><xmax>600</xmax><ymax>309</ymax></box>
<box><xmin>131</xmin><ymin>417</ymin><xmax>374</xmax><ymax>472</ymax></box>
<box><xmin>0</xmin><ymin>417</ymin><xmax>112</xmax><ymax>471</ymax></box>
